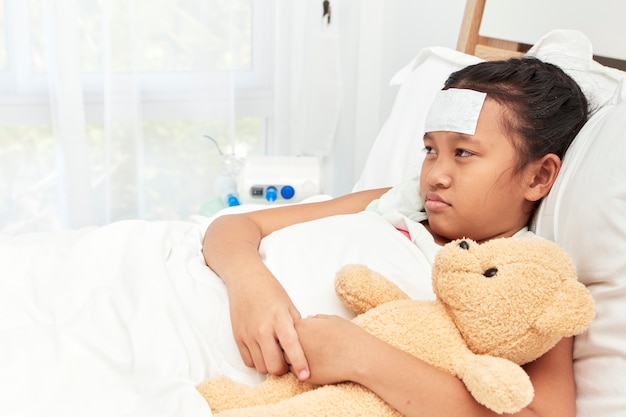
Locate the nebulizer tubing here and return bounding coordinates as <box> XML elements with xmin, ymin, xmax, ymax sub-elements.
<box><xmin>205</xmin><ymin>135</ymin><xmax>242</xmax><ymax>207</ymax></box>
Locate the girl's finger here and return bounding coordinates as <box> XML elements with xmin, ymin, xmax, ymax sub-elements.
<box><xmin>235</xmin><ymin>340</ymin><xmax>254</xmax><ymax>369</ymax></box>
<box><xmin>248</xmin><ymin>340</ymin><xmax>270</xmax><ymax>375</ymax></box>
<box><xmin>276</xmin><ymin>322</ymin><xmax>309</xmax><ymax>380</ymax></box>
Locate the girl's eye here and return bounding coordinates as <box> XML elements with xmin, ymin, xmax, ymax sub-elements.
<box><xmin>455</xmin><ymin>149</ymin><xmax>473</xmax><ymax>157</ymax></box>
<box><xmin>423</xmin><ymin>146</ymin><xmax>436</xmax><ymax>155</ymax></box>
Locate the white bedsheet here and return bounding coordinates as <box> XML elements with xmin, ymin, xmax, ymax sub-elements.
<box><xmin>0</xmin><ymin>211</ymin><xmax>436</xmax><ymax>417</ymax></box>
<box><xmin>1</xmin><ymin>220</ymin><xmax>216</xmax><ymax>417</ymax></box>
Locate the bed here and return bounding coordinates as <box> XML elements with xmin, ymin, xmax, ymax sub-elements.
<box><xmin>2</xmin><ymin>1</ymin><xmax>625</xmax><ymax>416</ymax></box>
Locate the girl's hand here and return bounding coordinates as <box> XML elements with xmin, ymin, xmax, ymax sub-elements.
<box><xmin>203</xmin><ymin>190</ymin><xmax>388</xmax><ymax>381</ymax></box>
<box><xmin>227</xmin><ymin>272</ymin><xmax>310</xmax><ymax>379</ymax></box>
<box><xmin>294</xmin><ymin>314</ymin><xmax>375</xmax><ymax>384</ymax></box>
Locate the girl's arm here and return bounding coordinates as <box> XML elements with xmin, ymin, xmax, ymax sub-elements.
<box><xmin>295</xmin><ymin>315</ymin><xmax>576</xmax><ymax>417</ymax></box>
<box><xmin>201</xmin><ymin>188</ymin><xmax>389</xmax><ymax>379</ymax></box>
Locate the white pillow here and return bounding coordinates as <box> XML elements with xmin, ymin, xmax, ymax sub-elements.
<box><xmin>352</xmin><ymin>47</ymin><xmax>481</xmax><ymax>192</ymax></box>
<box><xmin>527</xmin><ymin>30</ymin><xmax>626</xmax><ymax>112</ymax></box>
<box><xmin>532</xmin><ymin>101</ymin><xmax>626</xmax><ymax>417</ymax></box>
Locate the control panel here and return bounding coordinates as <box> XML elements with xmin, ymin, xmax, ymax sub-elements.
<box><xmin>237</xmin><ymin>156</ymin><xmax>321</xmax><ymax>204</ymax></box>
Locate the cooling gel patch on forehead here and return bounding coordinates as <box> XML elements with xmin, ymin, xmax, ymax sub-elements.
<box><xmin>424</xmin><ymin>88</ymin><xmax>487</xmax><ymax>135</ymax></box>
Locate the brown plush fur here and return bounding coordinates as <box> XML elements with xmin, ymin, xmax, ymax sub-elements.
<box><xmin>197</xmin><ymin>237</ymin><xmax>595</xmax><ymax>416</ymax></box>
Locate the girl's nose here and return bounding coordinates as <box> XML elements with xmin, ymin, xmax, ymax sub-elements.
<box><xmin>425</xmin><ymin>159</ymin><xmax>452</xmax><ymax>188</ymax></box>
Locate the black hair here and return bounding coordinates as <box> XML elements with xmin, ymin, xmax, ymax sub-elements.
<box><xmin>443</xmin><ymin>56</ymin><xmax>589</xmax><ymax>172</ymax></box>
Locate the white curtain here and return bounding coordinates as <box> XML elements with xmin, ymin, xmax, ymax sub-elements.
<box><xmin>43</xmin><ymin>0</ymin><xmax>94</xmax><ymax>228</ymax></box>
<box><xmin>0</xmin><ymin>0</ymin><xmax>390</xmax><ymax>235</ymax></box>
<box><xmin>43</xmin><ymin>0</ymin><xmax>270</xmax><ymax>230</ymax></box>
<box><xmin>278</xmin><ymin>1</ymin><xmax>343</xmax><ymax>158</ymax></box>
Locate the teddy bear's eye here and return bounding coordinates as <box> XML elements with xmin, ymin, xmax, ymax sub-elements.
<box><xmin>483</xmin><ymin>268</ymin><xmax>498</xmax><ymax>278</ymax></box>
<box><xmin>459</xmin><ymin>240</ymin><xmax>470</xmax><ymax>250</ymax></box>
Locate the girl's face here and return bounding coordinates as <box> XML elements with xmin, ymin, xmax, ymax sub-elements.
<box><xmin>420</xmin><ymin>98</ymin><xmax>536</xmax><ymax>244</ymax></box>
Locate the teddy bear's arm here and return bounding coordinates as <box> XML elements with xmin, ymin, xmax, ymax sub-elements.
<box><xmin>212</xmin><ymin>382</ymin><xmax>404</xmax><ymax>417</ymax></box>
<box><xmin>335</xmin><ymin>264</ymin><xmax>410</xmax><ymax>315</ymax></box>
<box><xmin>353</xmin><ymin>300</ymin><xmax>535</xmax><ymax>415</ymax></box>
<box><xmin>197</xmin><ymin>374</ymin><xmax>316</xmax><ymax>413</ymax></box>
<box><xmin>459</xmin><ymin>354</ymin><xmax>534</xmax><ymax>414</ymax></box>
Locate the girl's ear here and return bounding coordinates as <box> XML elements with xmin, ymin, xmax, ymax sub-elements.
<box><xmin>524</xmin><ymin>154</ymin><xmax>561</xmax><ymax>202</ymax></box>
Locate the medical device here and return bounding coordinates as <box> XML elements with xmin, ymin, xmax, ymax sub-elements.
<box><xmin>237</xmin><ymin>156</ymin><xmax>322</xmax><ymax>204</ymax></box>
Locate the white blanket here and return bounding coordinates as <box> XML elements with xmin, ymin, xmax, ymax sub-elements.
<box><xmin>1</xmin><ymin>211</ymin><xmax>437</xmax><ymax>417</ymax></box>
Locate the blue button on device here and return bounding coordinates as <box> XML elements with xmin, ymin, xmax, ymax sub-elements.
<box><xmin>265</xmin><ymin>186</ymin><xmax>278</xmax><ymax>202</ymax></box>
<box><xmin>280</xmin><ymin>185</ymin><xmax>295</xmax><ymax>199</ymax></box>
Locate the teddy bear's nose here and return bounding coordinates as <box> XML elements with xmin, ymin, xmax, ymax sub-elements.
<box><xmin>459</xmin><ymin>240</ymin><xmax>470</xmax><ymax>250</ymax></box>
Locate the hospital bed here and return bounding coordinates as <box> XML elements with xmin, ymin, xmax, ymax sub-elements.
<box><xmin>1</xmin><ymin>0</ymin><xmax>625</xmax><ymax>415</ymax></box>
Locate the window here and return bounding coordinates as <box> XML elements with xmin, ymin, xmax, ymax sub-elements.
<box><xmin>0</xmin><ymin>0</ymin><xmax>275</xmax><ymax>233</ymax></box>
<box><xmin>0</xmin><ymin>1</ymin><xmax>7</xmax><ymax>70</ymax></box>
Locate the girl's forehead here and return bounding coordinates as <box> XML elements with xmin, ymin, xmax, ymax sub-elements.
<box><xmin>424</xmin><ymin>89</ymin><xmax>487</xmax><ymax>136</ymax></box>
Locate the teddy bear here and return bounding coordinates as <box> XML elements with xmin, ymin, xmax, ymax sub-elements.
<box><xmin>197</xmin><ymin>237</ymin><xmax>595</xmax><ymax>416</ymax></box>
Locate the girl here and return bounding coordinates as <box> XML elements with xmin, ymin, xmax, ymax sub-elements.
<box><xmin>202</xmin><ymin>56</ymin><xmax>588</xmax><ymax>417</ymax></box>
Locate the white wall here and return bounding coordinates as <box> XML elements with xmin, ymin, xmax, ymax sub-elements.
<box><xmin>324</xmin><ymin>0</ymin><xmax>466</xmax><ymax>196</ymax></box>
<box><xmin>481</xmin><ymin>0</ymin><xmax>626</xmax><ymax>60</ymax></box>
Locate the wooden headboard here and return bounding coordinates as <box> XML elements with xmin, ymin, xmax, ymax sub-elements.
<box><xmin>456</xmin><ymin>0</ymin><xmax>626</xmax><ymax>70</ymax></box>
<box><xmin>456</xmin><ymin>0</ymin><xmax>528</xmax><ymax>60</ymax></box>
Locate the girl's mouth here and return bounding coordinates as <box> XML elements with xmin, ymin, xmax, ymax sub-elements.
<box><xmin>424</xmin><ymin>192</ymin><xmax>451</xmax><ymax>211</ymax></box>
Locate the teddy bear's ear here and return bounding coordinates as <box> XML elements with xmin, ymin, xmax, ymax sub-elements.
<box><xmin>534</xmin><ymin>279</ymin><xmax>595</xmax><ymax>337</ymax></box>
<box><xmin>335</xmin><ymin>264</ymin><xmax>410</xmax><ymax>315</ymax></box>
